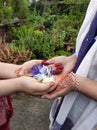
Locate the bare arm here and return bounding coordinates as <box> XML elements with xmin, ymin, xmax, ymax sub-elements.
<box><xmin>77</xmin><ymin>75</ymin><xmax>97</xmax><ymax>100</ymax></box>
<box><xmin>0</xmin><ymin>76</ymin><xmax>55</xmax><ymax>97</ymax></box>
<box><xmin>0</xmin><ymin>61</ymin><xmax>57</xmax><ymax>97</ymax></box>
<box><xmin>42</xmin><ymin>73</ymin><xmax>97</xmax><ymax>101</ymax></box>
<box><xmin>0</xmin><ymin>62</ymin><xmax>21</xmax><ymax>79</ymax></box>
<box><xmin>0</xmin><ymin>78</ymin><xmax>18</xmax><ymax>96</ymax></box>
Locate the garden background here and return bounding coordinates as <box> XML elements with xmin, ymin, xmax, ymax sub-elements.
<box><xmin>0</xmin><ymin>0</ymin><xmax>90</xmax><ymax>130</ymax></box>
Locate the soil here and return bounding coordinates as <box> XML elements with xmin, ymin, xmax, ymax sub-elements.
<box><xmin>10</xmin><ymin>93</ymin><xmax>53</xmax><ymax>130</ymax></box>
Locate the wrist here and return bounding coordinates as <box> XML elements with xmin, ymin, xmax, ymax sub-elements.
<box><xmin>69</xmin><ymin>72</ymin><xmax>79</xmax><ymax>92</ymax></box>
<box><xmin>14</xmin><ymin>77</ymin><xmax>25</xmax><ymax>92</ymax></box>
<box><xmin>58</xmin><ymin>72</ymin><xmax>78</xmax><ymax>92</ymax></box>
<box><xmin>0</xmin><ymin>78</ymin><xmax>21</xmax><ymax>96</ymax></box>
<box><xmin>68</xmin><ymin>54</ymin><xmax>77</xmax><ymax>63</ymax></box>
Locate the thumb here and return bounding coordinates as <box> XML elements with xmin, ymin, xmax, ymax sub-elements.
<box><xmin>20</xmin><ymin>66</ymin><xmax>28</xmax><ymax>75</ymax></box>
<box><xmin>47</xmin><ymin>59</ymin><xmax>55</xmax><ymax>64</ymax></box>
<box><xmin>42</xmin><ymin>81</ymin><xmax>56</xmax><ymax>91</ymax></box>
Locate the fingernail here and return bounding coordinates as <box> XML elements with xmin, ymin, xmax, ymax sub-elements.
<box><xmin>50</xmin><ymin>82</ymin><xmax>55</xmax><ymax>86</ymax></box>
<box><xmin>55</xmin><ymin>63</ymin><xmax>62</xmax><ymax>66</ymax></box>
<box><xmin>42</xmin><ymin>61</ymin><xmax>49</xmax><ymax>65</ymax></box>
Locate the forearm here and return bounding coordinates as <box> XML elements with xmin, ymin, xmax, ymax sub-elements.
<box><xmin>0</xmin><ymin>62</ymin><xmax>21</xmax><ymax>79</ymax></box>
<box><xmin>0</xmin><ymin>78</ymin><xmax>20</xmax><ymax>97</ymax></box>
<box><xmin>76</xmin><ymin>75</ymin><xmax>97</xmax><ymax>101</ymax></box>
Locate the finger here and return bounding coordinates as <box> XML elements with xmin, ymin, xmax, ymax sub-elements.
<box><xmin>47</xmin><ymin>58</ymin><xmax>56</xmax><ymax>64</ymax></box>
<box><xmin>37</xmin><ymin>60</ymin><xmax>44</xmax><ymax>64</ymax></box>
<box><xmin>15</xmin><ymin>67</ymin><xmax>22</xmax><ymax>77</ymax></box>
<box><xmin>41</xmin><ymin>61</ymin><xmax>49</xmax><ymax>66</ymax></box>
<box><xmin>31</xmin><ymin>80</ymin><xmax>57</xmax><ymax>95</ymax></box>
<box><xmin>56</xmin><ymin>73</ymin><xmax>68</xmax><ymax>83</ymax></box>
<box><xmin>32</xmin><ymin>83</ymin><xmax>56</xmax><ymax>96</ymax></box>
<box><xmin>19</xmin><ymin>66</ymin><xmax>31</xmax><ymax>76</ymax></box>
<box><xmin>54</xmin><ymin>63</ymin><xmax>63</xmax><ymax>67</ymax></box>
<box><xmin>35</xmin><ymin>81</ymin><xmax>56</xmax><ymax>92</ymax></box>
<box><xmin>55</xmin><ymin>65</ymin><xmax>63</xmax><ymax>70</ymax></box>
<box><xmin>53</xmin><ymin>69</ymin><xmax>63</xmax><ymax>75</ymax></box>
<box><xmin>42</xmin><ymin>86</ymin><xmax>65</xmax><ymax>99</ymax></box>
<box><xmin>15</xmin><ymin>66</ymin><xmax>28</xmax><ymax>76</ymax></box>
<box><xmin>53</xmin><ymin>64</ymin><xmax>63</xmax><ymax>70</ymax></box>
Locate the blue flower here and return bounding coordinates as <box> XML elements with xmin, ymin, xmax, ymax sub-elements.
<box><xmin>28</xmin><ymin>64</ymin><xmax>55</xmax><ymax>82</ymax></box>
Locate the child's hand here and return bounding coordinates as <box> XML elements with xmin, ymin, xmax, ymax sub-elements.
<box><xmin>17</xmin><ymin>76</ymin><xmax>56</xmax><ymax>96</ymax></box>
<box><xmin>15</xmin><ymin>60</ymin><xmax>43</xmax><ymax>77</ymax></box>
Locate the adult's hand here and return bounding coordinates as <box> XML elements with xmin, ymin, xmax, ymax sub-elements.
<box><xmin>47</xmin><ymin>54</ymin><xmax>77</xmax><ymax>74</ymax></box>
<box><xmin>42</xmin><ymin>73</ymin><xmax>76</xmax><ymax>99</ymax></box>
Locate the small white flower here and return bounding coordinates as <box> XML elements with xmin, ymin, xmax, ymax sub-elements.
<box><xmin>42</xmin><ymin>75</ymin><xmax>55</xmax><ymax>83</ymax></box>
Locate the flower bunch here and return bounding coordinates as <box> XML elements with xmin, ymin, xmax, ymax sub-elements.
<box><xmin>27</xmin><ymin>63</ymin><xmax>63</xmax><ymax>83</ymax></box>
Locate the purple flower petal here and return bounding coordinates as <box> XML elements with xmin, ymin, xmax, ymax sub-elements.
<box><xmin>49</xmin><ymin>67</ymin><xmax>55</xmax><ymax>75</ymax></box>
<box><xmin>27</xmin><ymin>64</ymin><xmax>55</xmax><ymax>82</ymax></box>
<box><xmin>28</xmin><ymin>64</ymin><xmax>43</xmax><ymax>76</ymax></box>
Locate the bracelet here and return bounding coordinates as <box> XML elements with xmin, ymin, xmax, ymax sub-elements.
<box><xmin>70</xmin><ymin>72</ymin><xmax>79</xmax><ymax>92</ymax></box>
<box><xmin>58</xmin><ymin>72</ymin><xmax>79</xmax><ymax>92</ymax></box>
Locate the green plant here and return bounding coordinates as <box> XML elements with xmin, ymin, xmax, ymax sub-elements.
<box><xmin>11</xmin><ymin>0</ymin><xmax>29</xmax><ymax>19</ymax></box>
<box><xmin>55</xmin><ymin>50</ymin><xmax>71</xmax><ymax>56</ymax></box>
<box><xmin>11</xmin><ymin>23</ymin><xmax>69</xmax><ymax>60</ymax></box>
<box><xmin>0</xmin><ymin>6</ymin><xmax>12</xmax><ymax>22</ymax></box>
<box><xmin>28</xmin><ymin>10</ymin><xmax>45</xmax><ymax>27</ymax></box>
<box><xmin>64</xmin><ymin>26</ymin><xmax>77</xmax><ymax>42</ymax></box>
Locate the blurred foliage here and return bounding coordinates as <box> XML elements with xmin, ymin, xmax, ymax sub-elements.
<box><xmin>11</xmin><ymin>0</ymin><xmax>29</xmax><ymax>19</ymax></box>
<box><xmin>11</xmin><ymin>25</ymin><xmax>65</xmax><ymax>60</ymax></box>
<box><xmin>0</xmin><ymin>0</ymin><xmax>90</xmax><ymax>63</ymax></box>
<box><xmin>0</xmin><ymin>44</ymin><xmax>32</xmax><ymax>64</ymax></box>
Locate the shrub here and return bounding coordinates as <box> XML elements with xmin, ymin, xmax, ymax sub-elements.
<box><xmin>0</xmin><ymin>44</ymin><xmax>32</xmax><ymax>64</ymax></box>
<box><xmin>10</xmin><ymin>25</ymin><xmax>68</xmax><ymax>59</ymax></box>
